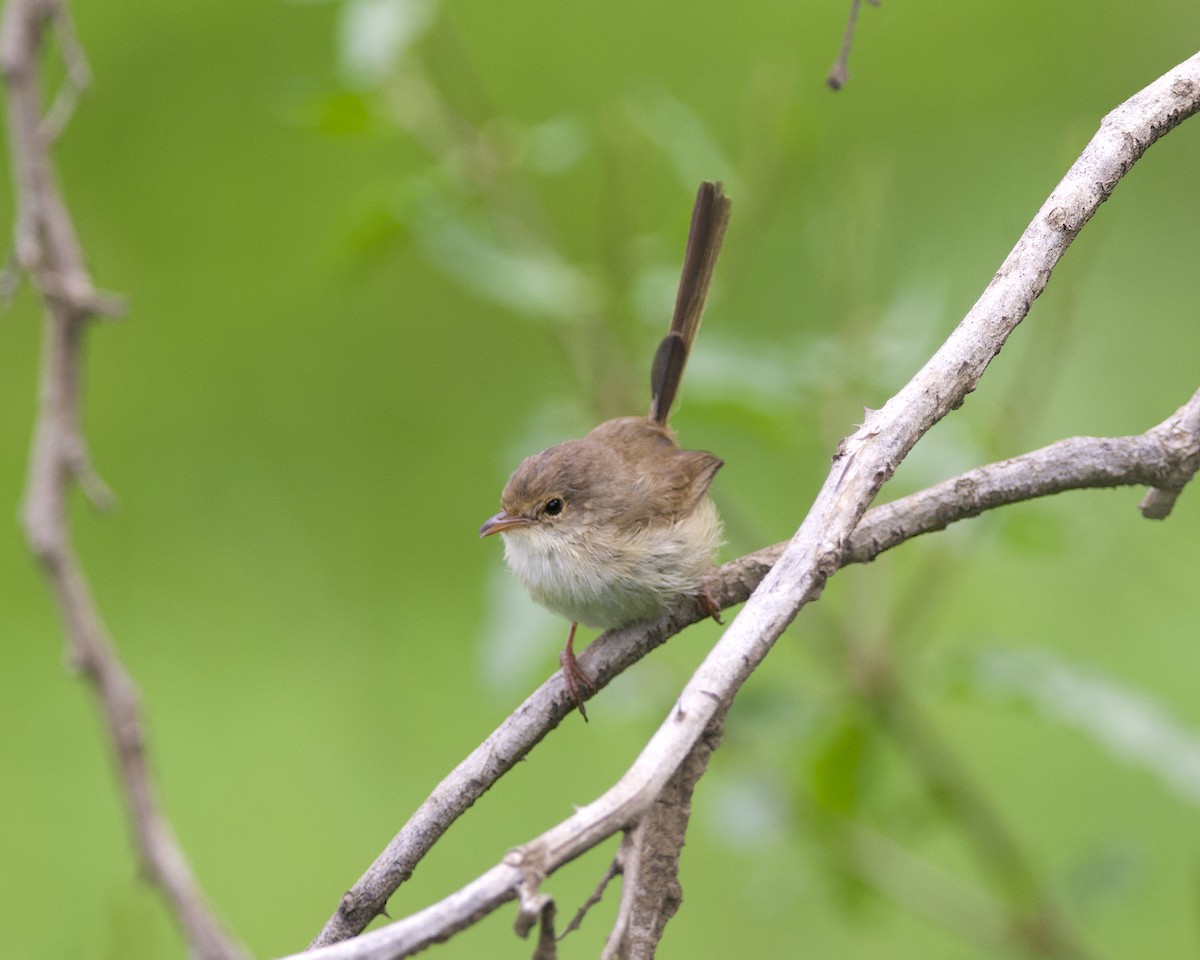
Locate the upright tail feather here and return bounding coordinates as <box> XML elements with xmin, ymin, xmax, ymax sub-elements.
<box><xmin>650</xmin><ymin>181</ymin><xmax>732</xmax><ymax>425</ymax></box>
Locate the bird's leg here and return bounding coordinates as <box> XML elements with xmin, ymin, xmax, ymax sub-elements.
<box><xmin>560</xmin><ymin>622</ymin><xmax>595</xmax><ymax>721</ymax></box>
<box><xmin>697</xmin><ymin>585</ymin><xmax>724</xmax><ymax>624</ymax></box>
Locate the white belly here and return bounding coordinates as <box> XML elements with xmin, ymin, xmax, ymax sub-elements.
<box><xmin>502</xmin><ymin>498</ymin><xmax>722</xmax><ymax>629</ymax></box>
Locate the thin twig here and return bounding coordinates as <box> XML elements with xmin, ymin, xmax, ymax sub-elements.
<box><xmin>559</xmin><ymin>856</ymin><xmax>622</xmax><ymax>942</ymax></box>
<box><xmin>1</xmin><ymin>1</ymin><xmax>244</xmax><ymax>958</ymax></box>
<box><xmin>515</xmin><ymin>881</ymin><xmax>557</xmax><ymax>959</ymax></box>
<box><xmin>37</xmin><ymin>0</ymin><xmax>89</xmax><ymax>143</ymax></box>
<box><xmin>827</xmin><ymin>0</ymin><xmax>881</xmax><ymax>90</ymax></box>
<box><xmin>302</xmin><ymin>53</ymin><xmax>1200</xmax><ymax>957</ymax></box>
<box><xmin>562</xmin><ymin>856</ymin><xmax>621</xmax><ymax>942</ymax></box>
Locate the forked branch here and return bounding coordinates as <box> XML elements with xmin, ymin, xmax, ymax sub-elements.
<box><xmin>303</xmin><ymin>52</ymin><xmax>1200</xmax><ymax>958</ymax></box>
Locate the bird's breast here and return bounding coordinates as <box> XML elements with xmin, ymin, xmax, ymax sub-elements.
<box><xmin>501</xmin><ymin>498</ymin><xmax>722</xmax><ymax>629</ymax></box>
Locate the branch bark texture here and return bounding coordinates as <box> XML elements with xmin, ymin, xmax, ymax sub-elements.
<box><xmin>601</xmin><ymin>709</ymin><xmax>725</xmax><ymax>959</ymax></box>
<box><xmin>301</xmin><ymin>50</ymin><xmax>1200</xmax><ymax>960</ymax></box>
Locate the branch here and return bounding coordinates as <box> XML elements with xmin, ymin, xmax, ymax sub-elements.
<box><xmin>601</xmin><ymin>709</ymin><xmax>726</xmax><ymax>959</ymax></box>
<box><xmin>827</xmin><ymin>0</ymin><xmax>881</xmax><ymax>90</ymax></box>
<box><xmin>301</xmin><ymin>50</ymin><xmax>1200</xmax><ymax>955</ymax></box>
<box><xmin>1</xmin><ymin>1</ymin><xmax>244</xmax><ymax>958</ymax></box>
<box><xmin>308</xmin><ymin>378</ymin><xmax>1200</xmax><ymax>952</ymax></box>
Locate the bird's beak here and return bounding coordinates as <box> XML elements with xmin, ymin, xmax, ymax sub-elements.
<box><xmin>479</xmin><ymin>511</ymin><xmax>530</xmax><ymax>538</ymax></box>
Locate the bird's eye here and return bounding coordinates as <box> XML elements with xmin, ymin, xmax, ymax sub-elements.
<box><xmin>544</xmin><ymin>497</ymin><xmax>565</xmax><ymax>517</ymax></box>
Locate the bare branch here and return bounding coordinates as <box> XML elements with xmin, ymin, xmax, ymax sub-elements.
<box><xmin>515</xmin><ymin>880</ymin><xmax>557</xmax><ymax>959</ymax></box>
<box><xmin>37</xmin><ymin>0</ymin><xmax>89</xmax><ymax>143</ymax></box>
<box><xmin>300</xmin><ymin>54</ymin><xmax>1200</xmax><ymax>958</ymax></box>
<box><xmin>560</xmin><ymin>856</ymin><xmax>621</xmax><ymax>941</ymax></box>
<box><xmin>827</xmin><ymin>0</ymin><xmax>881</xmax><ymax>90</ymax></box>
<box><xmin>602</xmin><ymin>710</ymin><xmax>725</xmax><ymax>959</ymax></box>
<box><xmin>309</xmin><ymin>383</ymin><xmax>1200</xmax><ymax>951</ymax></box>
<box><xmin>1138</xmin><ymin>389</ymin><xmax>1200</xmax><ymax>518</ymax></box>
<box><xmin>1</xmin><ymin>1</ymin><xmax>243</xmax><ymax>957</ymax></box>
<box><xmin>839</xmin><ymin>386</ymin><xmax>1200</xmax><ymax>564</ymax></box>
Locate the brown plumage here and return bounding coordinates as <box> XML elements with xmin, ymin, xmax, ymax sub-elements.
<box><xmin>651</xmin><ymin>180</ymin><xmax>731</xmax><ymax>425</ymax></box>
<box><xmin>480</xmin><ymin>182</ymin><xmax>732</xmax><ymax>718</ymax></box>
<box><xmin>491</xmin><ymin>416</ymin><xmax>723</xmax><ymax>630</ymax></box>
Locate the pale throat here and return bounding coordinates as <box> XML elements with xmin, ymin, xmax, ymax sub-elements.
<box><xmin>500</xmin><ymin>498</ymin><xmax>722</xmax><ymax>630</ymax></box>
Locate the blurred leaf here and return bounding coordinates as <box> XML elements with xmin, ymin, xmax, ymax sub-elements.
<box><xmin>1061</xmin><ymin>839</ymin><xmax>1142</xmax><ymax>913</ymax></box>
<box><xmin>871</xmin><ymin>281</ymin><xmax>952</xmax><ymax>386</ymax></box>
<box><xmin>282</xmin><ymin>88</ymin><xmax>387</xmax><ymax>138</ymax></box>
<box><xmin>398</xmin><ymin>183</ymin><xmax>599</xmax><ymax>320</ymax></box>
<box><xmin>342</xmin><ymin>187</ymin><xmax>408</xmax><ymax>257</ymax></box>
<box><xmin>704</xmin><ymin>770</ymin><xmax>792</xmax><ymax>850</ymax></box>
<box><xmin>694</xmin><ymin>336</ymin><xmax>805</xmax><ymax>409</ymax></box>
<box><xmin>526</xmin><ymin>115</ymin><xmax>590</xmax><ymax>175</ymax></box>
<box><xmin>6</xmin><ymin>0</ymin><xmax>1200</xmax><ymax>957</ymax></box>
<box><xmin>625</xmin><ymin>87</ymin><xmax>742</xmax><ymax>196</ymax></box>
<box><xmin>974</xmin><ymin>648</ymin><xmax>1200</xmax><ymax>806</ymax></box>
<box><xmin>806</xmin><ymin>707</ymin><xmax>873</xmax><ymax>817</ymax></box>
<box><xmin>312</xmin><ymin>90</ymin><xmax>378</xmax><ymax>136</ymax></box>
<box><xmin>338</xmin><ymin>0</ymin><xmax>435</xmax><ymax>88</ymax></box>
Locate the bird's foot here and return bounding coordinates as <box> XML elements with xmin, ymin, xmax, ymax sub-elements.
<box><xmin>697</xmin><ymin>585</ymin><xmax>723</xmax><ymax>624</ymax></box>
<box><xmin>561</xmin><ymin>623</ymin><xmax>595</xmax><ymax>721</ymax></box>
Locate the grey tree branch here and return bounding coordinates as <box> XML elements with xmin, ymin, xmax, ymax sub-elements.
<box><xmin>1</xmin><ymin>2</ymin><xmax>244</xmax><ymax>958</ymax></box>
<box><xmin>302</xmin><ymin>51</ymin><xmax>1200</xmax><ymax>959</ymax></box>
<box><xmin>304</xmin><ymin>387</ymin><xmax>1200</xmax><ymax>956</ymax></box>
<box><xmin>601</xmin><ymin>709</ymin><xmax>726</xmax><ymax>960</ymax></box>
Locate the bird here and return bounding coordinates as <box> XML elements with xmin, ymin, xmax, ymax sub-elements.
<box><xmin>479</xmin><ymin>181</ymin><xmax>731</xmax><ymax>719</ymax></box>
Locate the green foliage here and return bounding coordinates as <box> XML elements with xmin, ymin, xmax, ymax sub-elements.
<box><xmin>2</xmin><ymin>0</ymin><xmax>1199</xmax><ymax>958</ymax></box>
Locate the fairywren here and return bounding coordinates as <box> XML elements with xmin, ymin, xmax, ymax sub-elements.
<box><xmin>480</xmin><ymin>182</ymin><xmax>731</xmax><ymax>718</ymax></box>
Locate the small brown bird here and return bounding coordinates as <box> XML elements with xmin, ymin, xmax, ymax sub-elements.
<box><xmin>479</xmin><ymin>182</ymin><xmax>732</xmax><ymax>718</ymax></box>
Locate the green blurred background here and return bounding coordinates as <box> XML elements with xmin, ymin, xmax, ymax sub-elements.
<box><xmin>2</xmin><ymin>1</ymin><xmax>1199</xmax><ymax>957</ymax></box>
